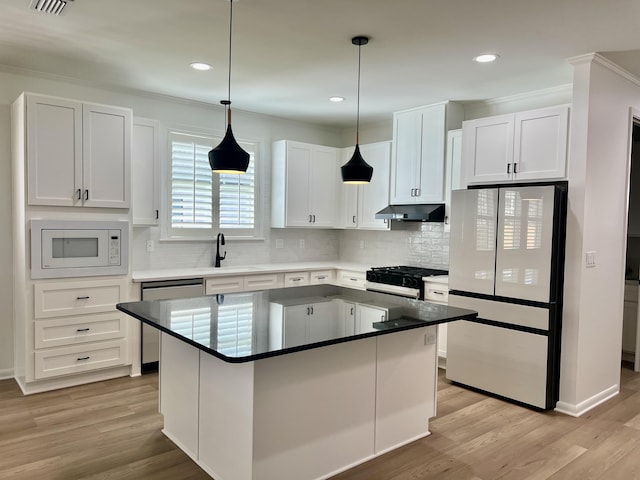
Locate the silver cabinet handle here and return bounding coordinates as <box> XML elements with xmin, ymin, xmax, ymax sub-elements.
<box><xmin>76</xmin><ymin>328</ymin><xmax>90</xmax><ymax>332</ymax></box>
<box><xmin>76</xmin><ymin>296</ymin><xmax>90</xmax><ymax>300</ymax></box>
<box><xmin>410</xmin><ymin>188</ymin><xmax>415</xmax><ymax>196</ymax></box>
<box><xmin>77</xmin><ymin>356</ymin><xmax>90</xmax><ymax>361</ymax></box>
<box><xmin>416</xmin><ymin>188</ymin><xmax>420</xmax><ymax>196</ymax></box>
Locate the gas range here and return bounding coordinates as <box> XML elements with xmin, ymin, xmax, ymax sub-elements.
<box><xmin>365</xmin><ymin>266</ymin><xmax>448</xmax><ymax>299</ymax></box>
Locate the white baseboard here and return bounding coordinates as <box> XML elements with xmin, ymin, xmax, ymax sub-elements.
<box><xmin>555</xmin><ymin>384</ymin><xmax>619</xmax><ymax>417</ymax></box>
<box><xmin>0</xmin><ymin>368</ymin><xmax>14</xmax><ymax>380</ymax></box>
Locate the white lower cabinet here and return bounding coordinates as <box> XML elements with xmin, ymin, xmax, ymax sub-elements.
<box><xmin>206</xmin><ymin>273</ymin><xmax>284</xmax><ymax>295</ymax></box>
<box><xmin>424</xmin><ymin>280</ymin><xmax>449</xmax><ymax>361</ymax></box>
<box><xmin>34</xmin><ymin>339</ymin><xmax>127</xmax><ymax>380</ymax></box>
<box><xmin>269</xmin><ymin>300</ymin><xmax>340</xmax><ymax>348</ymax></box>
<box><xmin>335</xmin><ymin>269</ymin><xmax>366</xmax><ymax>290</ymax></box>
<box><xmin>29</xmin><ymin>278</ymin><xmax>130</xmax><ymax>385</ymax></box>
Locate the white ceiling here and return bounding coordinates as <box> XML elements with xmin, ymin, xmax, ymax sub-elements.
<box><xmin>2</xmin><ymin>0</ymin><xmax>640</xmax><ymax>128</ymax></box>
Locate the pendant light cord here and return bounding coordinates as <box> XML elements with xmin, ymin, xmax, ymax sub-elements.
<box><xmin>225</xmin><ymin>0</ymin><xmax>234</xmax><ymax>127</ymax></box>
<box><xmin>356</xmin><ymin>41</ymin><xmax>361</xmax><ymax>145</ymax></box>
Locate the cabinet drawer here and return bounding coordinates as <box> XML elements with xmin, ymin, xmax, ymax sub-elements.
<box><xmin>34</xmin><ymin>279</ymin><xmax>124</xmax><ymax>319</ymax></box>
<box><xmin>35</xmin><ymin>312</ymin><xmax>126</xmax><ymax>349</ymax></box>
<box><xmin>336</xmin><ymin>270</ymin><xmax>366</xmax><ymax>290</ymax></box>
<box><xmin>424</xmin><ymin>284</ymin><xmax>449</xmax><ymax>304</ymax></box>
<box><xmin>310</xmin><ymin>270</ymin><xmax>335</xmax><ymax>285</ymax></box>
<box><xmin>205</xmin><ymin>276</ymin><xmax>244</xmax><ymax>294</ymax></box>
<box><xmin>243</xmin><ymin>273</ymin><xmax>284</xmax><ymax>291</ymax></box>
<box><xmin>284</xmin><ymin>271</ymin><xmax>310</xmax><ymax>287</ymax></box>
<box><xmin>34</xmin><ymin>339</ymin><xmax>127</xmax><ymax>379</ymax></box>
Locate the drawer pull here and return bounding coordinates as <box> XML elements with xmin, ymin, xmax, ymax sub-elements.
<box><xmin>76</xmin><ymin>296</ymin><xmax>90</xmax><ymax>300</ymax></box>
<box><xmin>433</xmin><ymin>291</ymin><xmax>444</xmax><ymax>295</ymax></box>
<box><xmin>316</xmin><ymin>276</ymin><xmax>326</xmax><ymax>280</ymax></box>
<box><xmin>77</xmin><ymin>356</ymin><xmax>90</xmax><ymax>361</ymax></box>
<box><xmin>349</xmin><ymin>277</ymin><xmax>358</xmax><ymax>281</ymax></box>
<box><xmin>291</xmin><ymin>278</ymin><xmax>302</xmax><ymax>282</ymax></box>
<box><xmin>76</xmin><ymin>328</ymin><xmax>91</xmax><ymax>332</ymax></box>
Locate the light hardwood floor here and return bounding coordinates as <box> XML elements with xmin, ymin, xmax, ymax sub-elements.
<box><xmin>1</xmin><ymin>366</ymin><xmax>640</xmax><ymax>480</ymax></box>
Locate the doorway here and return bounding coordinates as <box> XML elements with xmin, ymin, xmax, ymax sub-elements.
<box><xmin>623</xmin><ymin>121</ymin><xmax>640</xmax><ymax>372</ymax></box>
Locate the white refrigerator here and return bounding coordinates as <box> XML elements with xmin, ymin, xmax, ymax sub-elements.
<box><xmin>446</xmin><ymin>183</ymin><xmax>567</xmax><ymax>410</ymax></box>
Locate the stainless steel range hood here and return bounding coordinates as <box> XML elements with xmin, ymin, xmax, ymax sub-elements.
<box><xmin>375</xmin><ymin>204</ymin><xmax>445</xmax><ymax>222</ymax></box>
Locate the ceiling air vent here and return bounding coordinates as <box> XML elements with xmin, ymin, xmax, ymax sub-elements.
<box><xmin>30</xmin><ymin>0</ymin><xmax>73</xmax><ymax>15</ymax></box>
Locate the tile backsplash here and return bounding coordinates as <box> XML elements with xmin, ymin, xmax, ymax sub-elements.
<box><xmin>339</xmin><ymin>222</ymin><xmax>449</xmax><ymax>268</ymax></box>
<box><xmin>132</xmin><ymin>222</ymin><xmax>449</xmax><ymax>271</ymax></box>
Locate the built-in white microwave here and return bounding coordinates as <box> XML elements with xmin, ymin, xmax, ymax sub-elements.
<box><xmin>31</xmin><ymin>219</ymin><xmax>129</xmax><ymax>279</ymax></box>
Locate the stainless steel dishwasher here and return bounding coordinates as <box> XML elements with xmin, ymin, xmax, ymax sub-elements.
<box><xmin>140</xmin><ymin>278</ymin><xmax>204</xmax><ymax>372</ymax></box>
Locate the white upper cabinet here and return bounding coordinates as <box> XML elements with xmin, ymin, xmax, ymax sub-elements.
<box><xmin>463</xmin><ymin>105</ymin><xmax>569</xmax><ymax>185</ymax></box>
<box><xmin>338</xmin><ymin>141</ymin><xmax>391</xmax><ymax>230</ymax></box>
<box><xmin>444</xmin><ymin>129</ymin><xmax>463</xmax><ymax>231</ymax></box>
<box><xmin>24</xmin><ymin>93</ymin><xmax>132</xmax><ymax>208</ymax></box>
<box><xmin>132</xmin><ymin>118</ymin><xmax>160</xmax><ymax>225</ymax></box>
<box><xmin>390</xmin><ymin>102</ymin><xmax>463</xmax><ymax>205</ymax></box>
<box><xmin>272</xmin><ymin>140</ymin><xmax>337</xmax><ymax>228</ymax></box>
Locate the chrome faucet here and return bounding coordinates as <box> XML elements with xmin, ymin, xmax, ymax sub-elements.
<box><xmin>215</xmin><ymin>233</ymin><xmax>226</xmax><ymax>267</ymax></box>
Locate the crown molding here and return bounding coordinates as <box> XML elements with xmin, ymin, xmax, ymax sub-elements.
<box><xmin>568</xmin><ymin>52</ymin><xmax>640</xmax><ymax>87</ymax></box>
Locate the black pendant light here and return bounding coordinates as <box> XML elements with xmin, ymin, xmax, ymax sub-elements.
<box><xmin>209</xmin><ymin>0</ymin><xmax>250</xmax><ymax>174</ymax></box>
<box><xmin>341</xmin><ymin>35</ymin><xmax>373</xmax><ymax>184</ymax></box>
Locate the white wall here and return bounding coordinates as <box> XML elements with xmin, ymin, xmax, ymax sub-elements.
<box><xmin>556</xmin><ymin>54</ymin><xmax>640</xmax><ymax>415</ymax></box>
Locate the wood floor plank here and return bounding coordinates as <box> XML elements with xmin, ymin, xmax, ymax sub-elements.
<box><xmin>1</xmin><ymin>367</ymin><xmax>640</xmax><ymax>479</ymax></box>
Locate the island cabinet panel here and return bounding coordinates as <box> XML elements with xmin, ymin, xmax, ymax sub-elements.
<box><xmin>251</xmin><ymin>339</ymin><xmax>377</xmax><ymax>480</ymax></box>
<box><xmin>159</xmin><ymin>326</ymin><xmax>438</xmax><ymax>480</ymax></box>
<box><xmin>375</xmin><ymin>326</ymin><xmax>437</xmax><ymax>453</ymax></box>
<box><xmin>160</xmin><ymin>334</ymin><xmax>200</xmax><ymax>461</ymax></box>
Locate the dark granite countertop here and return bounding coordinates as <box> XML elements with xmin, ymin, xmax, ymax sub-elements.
<box><xmin>117</xmin><ymin>285</ymin><xmax>477</xmax><ymax>363</ymax></box>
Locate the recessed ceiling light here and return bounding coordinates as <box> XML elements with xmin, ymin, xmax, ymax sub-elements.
<box><xmin>329</xmin><ymin>96</ymin><xmax>345</xmax><ymax>103</ymax></box>
<box><xmin>190</xmin><ymin>62</ymin><xmax>212</xmax><ymax>71</ymax></box>
<box><xmin>473</xmin><ymin>53</ymin><xmax>499</xmax><ymax>63</ymax></box>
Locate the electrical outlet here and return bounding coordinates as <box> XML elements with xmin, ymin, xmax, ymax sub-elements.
<box><xmin>275</xmin><ymin>239</ymin><xmax>284</xmax><ymax>249</ymax></box>
<box><xmin>586</xmin><ymin>251</ymin><xmax>596</xmax><ymax>268</ymax></box>
<box><xmin>146</xmin><ymin>240</ymin><xmax>154</xmax><ymax>252</ymax></box>
<box><xmin>299</xmin><ymin>239</ymin><xmax>305</xmax><ymax>249</ymax></box>
<box><xmin>425</xmin><ymin>332</ymin><xmax>437</xmax><ymax>345</ymax></box>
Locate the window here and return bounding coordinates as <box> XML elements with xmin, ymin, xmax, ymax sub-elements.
<box><xmin>166</xmin><ymin>131</ymin><xmax>260</xmax><ymax>240</ymax></box>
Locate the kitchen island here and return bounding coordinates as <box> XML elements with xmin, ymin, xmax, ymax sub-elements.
<box><xmin>117</xmin><ymin>285</ymin><xmax>476</xmax><ymax>480</ymax></box>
